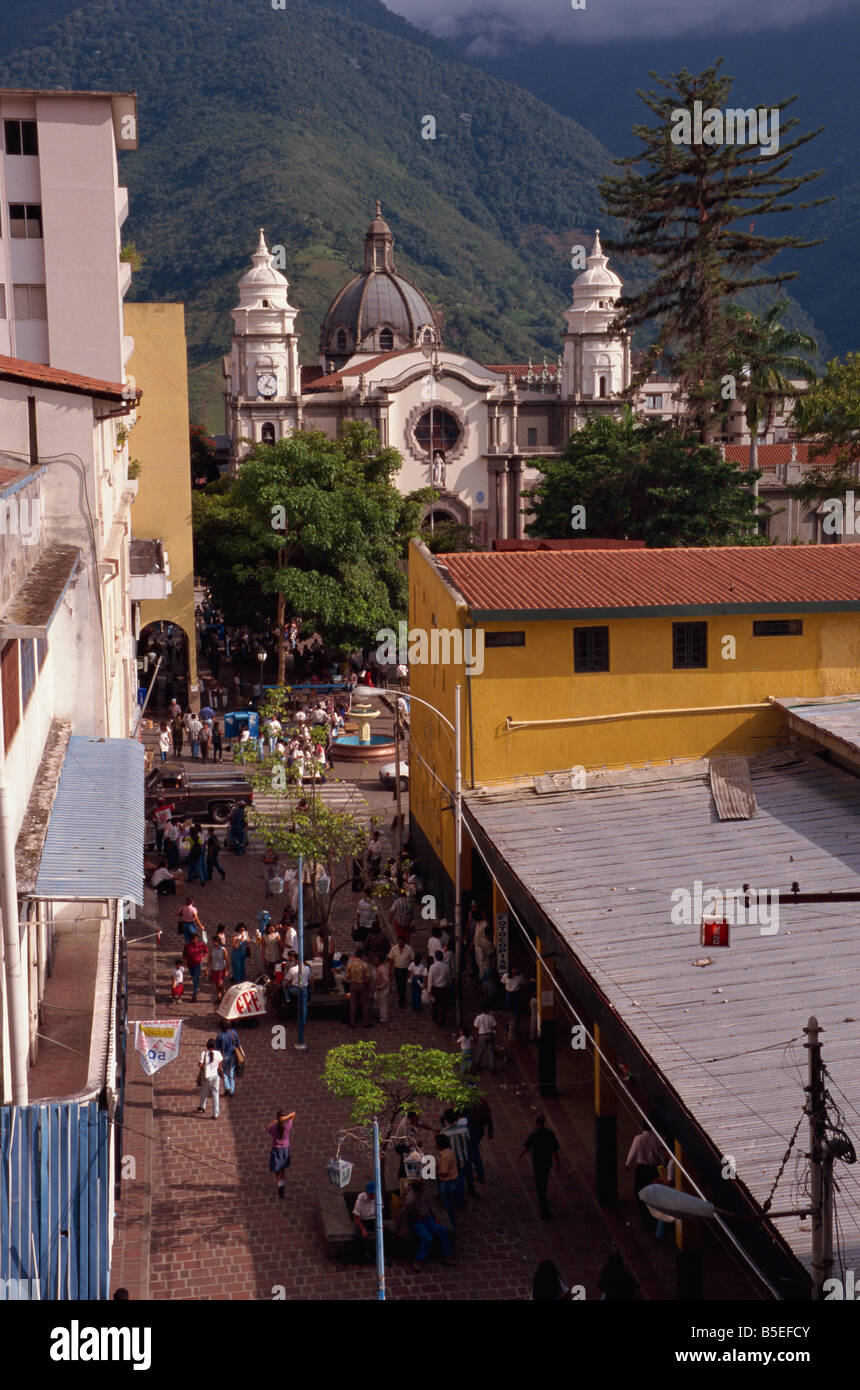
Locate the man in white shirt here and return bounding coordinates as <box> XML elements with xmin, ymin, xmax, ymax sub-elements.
<box><xmin>151</xmin><ymin>863</ymin><xmax>177</xmax><ymax>896</ymax></box>
<box><xmin>427</xmin><ymin>952</ymin><xmax>452</xmax><ymax>1027</ymax></box>
<box><xmin>388</xmin><ymin>938</ymin><xmax>414</xmax><ymax>1007</ymax></box>
<box><xmin>189</xmin><ymin>714</ymin><xmax>203</xmax><ymax>758</ymax></box>
<box><xmin>473</xmin><ymin>1010</ymin><xmax>497</xmax><ymax>1073</ymax></box>
<box><xmin>285</xmin><ymin>956</ymin><xmax>311</xmax><ymax>1025</ymax></box>
<box><xmin>352</xmin><ymin>1181</ymin><xmax>377</xmax><ymax>1261</ymax></box>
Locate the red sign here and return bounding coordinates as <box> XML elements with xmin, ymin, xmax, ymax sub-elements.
<box><xmin>700</xmin><ymin>919</ymin><xmax>730</xmax><ymax>948</ymax></box>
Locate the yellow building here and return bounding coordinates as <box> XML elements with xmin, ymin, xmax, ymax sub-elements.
<box><xmin>124</xmin><ymin>302</ymin><xmax>198</xmax><ymax>701</ymax></box>
<box><xmin>408</xmin><ymin>538</ymin><xmax>860</xmax><ymax>907</ymax></box>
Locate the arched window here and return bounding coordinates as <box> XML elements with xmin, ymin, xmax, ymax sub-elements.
<box><xmin>414</xmin><ymin>408</ymin><xmax>461</xmax><ymax>455</ymax></box>
<box><xmin>336</xmin><ymin>329</ymin><xmax>348</xmax><ymax>354</ymax></box>
<box><xmin>261</xmin><ymin>423</ymin><xmax>276</xmax><ymax>445</ymax></box>
<box><xmin>598</xmin><ymin>376</ymin><xmax>607</xmax><ymax>398</ymax></box>
<box><xmin>379</xmin><ymin>328</ymin><xmax>394</xmax><ymax>352</ymax></box>
<box><xmin>262</xmin><ymin>300</ymin><xmax>270</xmax><ymax>308</ymax></box>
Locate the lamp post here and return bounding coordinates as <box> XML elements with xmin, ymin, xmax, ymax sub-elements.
<box><xmin>354</xmin><ymin>683</ymin><xmax>463</xmax><ymax>1026</ymax></box>
<box><xmin>372</xmin><ymin>1115</ymin><xmax>385</xmax><ymax>1300</ymax></box>
<box><xmin>294</xmin><ymin>851</ymin><xmax>308</xmax><ymax>1051</ymax></box>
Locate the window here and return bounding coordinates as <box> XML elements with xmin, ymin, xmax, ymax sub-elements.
<box><xmin>598</xmin><ymin>376</ymin><xmax>607</xmax><ymax>398</ymax></box>
<box><xmin>574</xmin><ymin>626</ymin><xmax>609</xmax><ymax>673</ymax></box>
<box><xmin>12</xmin><ymin>284</ymin><xmax>47</xmax><ymax>320</ymax></box>
<box><xmin>673</xmin><ymin>622</ymin><xmax>707</xmax><ymax>669</ymax></box>
<box><xmin>20</xmin><ymin>640</ymin><xmax>35</xmax><ymax>711</ymax></box>
<box><xmin>645</xmin><ymin>394</ymin><xmax>664</xmax><ymax>410</ymax></box>
<box><xmin>414</xmin><ymin>408</ymin><xmax>461</xmax><ymax>454</ymax></box>
<box><xmin>4</xmin><ymin>120</ymin><xmax>38</xmax><ymax>156</ymax></box>
<box><xmin>484</xmin><ymin>631</ymin><xmax>525</xmax><ymax>648</ymax></box>
<box><xmin>9</xmin><ymin>204</ymin><xmax>42</xmax><ymax>238</ymax></box>
<box><xmin>379</xmin><ymin>328</ymin><xmax>394</xmax><ymax>352</ymax></box>
<box><xmin>260</xmin><ymin>423</ymin><xmax>276</xmax><ymax>445</ymax></box>
<box><xmin>262</xmin><ymin>299</ymin><xmax>270</xmax><ymax>308</ymax></box>
<box><xmin>527</xmin><ymin>427</ymin><xmax>538</xmax><ymax>447</ymax></box>
<box><xmin>336</xmin><ymin>329</ymin><xmax>348</xmax><ymax>353</ymax></box>
<box><xmin>0</xmin><ymin>286</ymin><xmax>5</xmax><ymax>320</ymax></box>
<box><xmin>423</xmin><ymin>328</ymin><xmax>433</xmax><ymax>345</ymax></box>
<box><xmin>753</xmin><ymin>619</ymin><xmax>803</xmax><ymax>637</ymax></box>
<box><xmin>1</xmin><ymin>640</ymin><xmax>20</xmax><ymax>751</ymax></box>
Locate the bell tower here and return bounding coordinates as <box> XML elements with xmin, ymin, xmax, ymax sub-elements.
<box><xmin>224</xmin><ymin>230</ymin><xmax>302</xmax><ymax>470</ymax></box>
<box><xmin>561</xmin><ymin>231</ymin><xmax>630</xmax><ymax>411</ymax></box>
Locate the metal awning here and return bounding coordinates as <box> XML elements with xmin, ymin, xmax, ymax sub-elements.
<box><xmin>30</xmin><ymin>735</ymin><xmax>145</xmax><ymax>905</ymax></box>
<box><xmin>773</xmin><ymin>695</ymin><xmax>860</xmax><ymax>772</ymax></box>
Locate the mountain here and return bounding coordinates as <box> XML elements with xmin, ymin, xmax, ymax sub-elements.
<box><xmin>445</xmin><ymin>9</ymin><xmax>860</xmax><ymax>360</ymax></box>
<box><xmin>0</xmin><ymin>0</ymin><xmax>627</xmax><ymax>429</ymax></box>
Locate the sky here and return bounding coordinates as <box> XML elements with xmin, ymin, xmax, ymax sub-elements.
<box><xmin>382</xmin><ymin>0</ymin><xmax>852</xmax><ymax>50</ymax></box>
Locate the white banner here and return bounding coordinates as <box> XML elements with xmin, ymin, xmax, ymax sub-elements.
<box><xmin>134</xmin><ymin>1019</ymin><xmax>183</xmax><ymax>1075</ymax></box>
<box><xmin>496</xmin><ymin>912</ymin><xmax>509</xmax><ymax>976</ymax></box>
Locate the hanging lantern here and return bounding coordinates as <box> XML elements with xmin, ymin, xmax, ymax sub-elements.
<box><xmin>317</xmin><ymin>872</ymin><xmax>331</xmax><ymax>897</ymax></box>
<box><xmin>326</xmin><ymin>1157</ymin><xmax>353</xmax><ymax>1188</ymax></box>
<box><xmin>403</xmin><ymin>1150</ymin><xmax>424</xmax><ymax>1180</ymax></box>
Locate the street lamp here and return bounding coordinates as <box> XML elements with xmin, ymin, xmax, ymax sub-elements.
<box><xmin>354</xmin><ymin>682</ymin><xmax>463</xmax><ymax>1026</ymax></box>
<box><xmin>294</xmin><ymin>851</ymin><xmax>308</xmax><ymax>1051</ymax></box>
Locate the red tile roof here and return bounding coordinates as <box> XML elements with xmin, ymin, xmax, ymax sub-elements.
<box><xmin>306</xmin><ymin>349</ymin><xmax>415</xmax><ymax>391</ymax></box>
<box><xmin>485</xmin><ymin>363</ymin><xmax>559</xmax><ymax>380</ymax></box>
<box><xmin>725</xmin><ymin>442</ymin><xmax>845</xmax><ymax>472</ymax></box>
<box><xmin>435</xmin><ymin>545</ymin><xmax>860</xmax><ymax>615</ymax></box>
<box><xmin>492</xmin><ymin>538</ymin><xmax>646</xmax><ymax>552</ymax></box>
<box><xmin>0</xmin><ymin>354</ymin><xmax>132</xmax><ymax>401</ymax></box>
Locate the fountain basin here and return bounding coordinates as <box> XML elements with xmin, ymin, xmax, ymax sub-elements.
<box><xmin>333</xmin><ymin>733</ymin><xmax>396</xmax><ymax>762</ymax></box>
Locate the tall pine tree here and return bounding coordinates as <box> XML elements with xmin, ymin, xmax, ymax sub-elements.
<box><xmin>600</xmin><ymin>62</ymin><xmax>828</xmax><ymax>439</ymax></box>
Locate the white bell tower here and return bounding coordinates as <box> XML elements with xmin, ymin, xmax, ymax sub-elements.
<box><xmin>561</xmin><ymin>230</ymin><xmax>630</xmax><ymax>406</ymax></box>
<box><xmin>224</xmin><ymin>230</ymin><xmax>302</xmax><ymax>469</ymax></box>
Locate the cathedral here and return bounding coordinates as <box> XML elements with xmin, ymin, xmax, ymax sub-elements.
<box><xmin>223</xmin><ymin>205</ymin><xmax>761</xmax><ymax>545</ymax></box>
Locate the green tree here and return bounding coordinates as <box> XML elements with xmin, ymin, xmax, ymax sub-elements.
<box><xmin>524</xmin><ymin>412</ymin><xmax>763</xmax><ymax>547</ymax></box>
<box><xmin>322</xmin><ymin>1041</ymin><xmax>477</xmax><ymax>1190</ymax></box>
<box><xmin>190</xmin><ymin>422</ymin><xmax>219</xmax><ymax>489</ymax></box>
<box><xmin>421</xmin><ymin>518</ymin><xmax>480</xmax><ymax>553</ymax></box>
<box><xmin>788</xmin><ymin>354</ymin><xmax>860</xmax><ymax>507</ymax></box>
<box><xmin>600</xmin><ymin>62</ymin><xmax>827</xmax><ymax>438</ymax></box>
<box><xmin>193</xmin><ymin>424</ymin><xmax>431</xmax><ymax>682</ymax></box>
<box><xmin>724</xmin><ymin>299</ymin><xmax>817</xmax><ymax>524</ymax></box>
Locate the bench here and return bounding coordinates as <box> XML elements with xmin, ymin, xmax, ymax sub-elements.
<box><xmin>318</xmin><ymin>1182</ymin><xmax>453</xmax><ymax>1261</ymax></box>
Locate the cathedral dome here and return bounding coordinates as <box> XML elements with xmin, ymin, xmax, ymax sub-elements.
<box><xmin>320</xmin><ymin>202</ymin><xmax>440</xmax><ymax>365</ymax></box>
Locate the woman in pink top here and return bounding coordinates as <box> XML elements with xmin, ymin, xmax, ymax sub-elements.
<box><xmin>265</xmin><ymin>1109</ymin><xmax>296</xmax><ymax>1198</ymax></box>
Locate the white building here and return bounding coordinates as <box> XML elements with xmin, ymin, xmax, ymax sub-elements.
<box><xmin>224</xmin><ymin>209</ymin><xmax>796</xmax><ymax>544</ymax></box>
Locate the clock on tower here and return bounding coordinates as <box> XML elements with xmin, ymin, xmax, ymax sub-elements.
<box><xmin>256</xmin><ymin>372</ymin><xmax>277</xmax><ymax>398</ymax></box>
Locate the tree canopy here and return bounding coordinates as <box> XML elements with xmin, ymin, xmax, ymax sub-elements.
<box><xmin>523</xmin><ymin>413</ymin><xmax>763</xmax><ymax>547</ymax></box>
<box><xmin>790</xmin><ymin>354</ymin><xmax>860</xmax><ymax>503</ymax></box>
<box><xmin>322</xmin><ymin>1041</ymin><xmax>476</xmax><ymax>1128</ymax></box>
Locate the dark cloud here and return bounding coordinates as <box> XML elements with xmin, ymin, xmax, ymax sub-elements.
<box><xmin>384</xmin><ymin>0</ymin><xmax>849</xmax><ymax>48</ymax></box>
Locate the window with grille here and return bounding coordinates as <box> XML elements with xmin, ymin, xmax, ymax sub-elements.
<box><xmin>574</xmin><ymin>626</ymin><xmax>609</xmax><ymax>673</ymax></box>
<box><xmin>379</xmin><ymin>328</ymin><xmax>394</xmax><ymax>351</ymax></box>
<box><xmin>4</xmin><ymin>120</ymin><xmax>38</xmax><ymax>156</ymax></box>
<box><xmin>673</xmin><ymin>622</ymin><xmax>707</xmax><ymax>669</ymax></box>
<box><xmin>1</xmin><ymin>640</ymin><xmax>20</xmax><ymax>751</ymax></box>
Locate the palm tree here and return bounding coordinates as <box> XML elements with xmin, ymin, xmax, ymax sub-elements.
<box><xmin>725</xmin><ymin>301</ymin><xmax>817</xmax><ymax>528</ymax></box>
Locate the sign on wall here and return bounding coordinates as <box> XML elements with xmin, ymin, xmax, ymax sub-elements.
<box><xmin>496</xmin><ymin>911</ymin><xmax>509</xmax><ymax>976</ymax></box>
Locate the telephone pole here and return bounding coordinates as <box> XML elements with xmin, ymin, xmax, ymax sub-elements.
<box><xmin>805</xmin><ymin>1016</ymin><xmax>834</xmax><ymax>1299</ymax></box>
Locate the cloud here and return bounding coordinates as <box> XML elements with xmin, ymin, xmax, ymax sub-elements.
<box><xmin>383</xmin><ymin>0</ymin><xmax>851</xmax><ymax>48</ymax></box>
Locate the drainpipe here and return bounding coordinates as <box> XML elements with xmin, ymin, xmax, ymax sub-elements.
<box><xmin>0</xmin><ymin>774</ymin><xmax>28</xmax><ymax>1103</ymax></box>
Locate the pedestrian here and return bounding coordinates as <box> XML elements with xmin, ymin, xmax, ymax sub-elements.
<box><xmin>189</xmin><ymin>713</ymin><xmax>202</xmax><ymax>759</ymax></box>
<box><xmin>365</xmin><ymin>916</ymin><xmax>387</xmax><ymax>963</ymax></box>
<box><xmin>177</xmin><ymin>896</ymin><xmax>205</xmax><ymax>945</ymax></box>
<box><xmin>168</xmin><ymin>697</ymin><xmax>181</xmax><ymax>722</ymax></box>
<box><xmin>388</xmin><ymin>936</ymin><xmax>414</xmax><ymax>1008</ymax></box>
<box><xmin>183</xmin><ymin>931</ymin><xmax>207</xmax><ymax>1001</ymax></box>
<box><xmin>392</xmin><ymin>1108</ymin><xmax>432</xmax><ymax>1177</ymax></box>
<box><xmin>230</xmin><ymin>926</ymin><xmax>250</xmax><ymax>984</ymax></box>
<box><xmin>205</xmin><ymin>828</ymin><xmax>226</xmax><ymax>882</ymax></box>
<box><xmin>597</xmin><ymin>1251</ymin><xmax>638</xmax><ymax>1301</ymax></box>
<box><xmin>151</xmin><ymin>857</ymin><xmax>177</xmax><ymax>896</ymax></box>
<box><xmin>435</xmin><ymin>1134</ymin><xmax>459</xmax><ymax>1227</ymax></box>
<box><xmin>170</xmin><ymin>959</ymin><xmax>184</xmax><ymax>1006</ymax></box>
<box><xmin>625</xmin><ymin>1124</ymin><xmax>668</xmax><ymax>1228</ymax></box>
<box><xmin>153</xmin><ymin>797</ymin><xmax>173</xmax><ymax>854</ymax></box>
<box><xmin>227</xmin><ymin>802</ymin><xmax>247</xmax><ymax>855</ymax></box>
<box><xmin>211</xmin><ymin>720</ymin><xmax>223</xmax><ymax>762</ymax></box>
<box><xmin>365</xmin><ymin>829</ymin><xmax>383</xmax><ymax>881</ymax></box>
<box><xmin>285</xmin><ymin>955</ymin><xmax>310</xmax><ymax>1027</ymax></box>
<box><xmin>209</xmin><ymin>930</ymin><xmax>229</xmax><ymax>1003</ymax></box>
<box><xmin>345</xmin><ymin>948</ymin><xmax>373</xmax><ymax>1027</ymax></box>
<box><xmin>259</xmin><ymin>921</ymin><xmax>284</xmax><ymax>976</ymax></box>
<box><xmin>520</xmin><ymin>1113</ymin><xmax>561</xmax><ymax>1220</ymax></box>
<box><xmin>532</xmin><ymin>1260</ymin><xmax>575</xmax><ymax>1301</ymax></box>
<box><xmin>265</xmin><ymin>1109</ymin><xmax>296</xmax><ymax>1199</ymax></box>
<box><xmin>428</xmin><ymin>951</ymin><xmax>451</xmax><ymax>1027</ymax></box>
<box><xmin>164</xmin><ymin>818</ymin><xmax>181</xmax><ymax>871</ymax></box>
<box><xmin>408</xmin><ymin>953</ymin><xmax>427</xmax><ymax>1012</ymax></box>
<box><xmin>440</xmin><ymin>1108</ymin><xmax>477</xmax><ymax>1206</ymax></box>
<box><xmin>355</xmin><ymin>892</ymin><xmax>375</xmax><ymax>940</ymax></box>
<box><xmin>465</xmin><ymin>1094</ymin><xmax>493</xmax><ymax>1183</ymax></box>
<box><xmin>199</xmin><ymin>720</ymin><xmax>212</xmax><ymax>762</ymax></box>
<box><xmin>395</xmin><ymin>1179</ymin><xmax>455</xmax><ymax>1273</ymax></box>
<box><xmin>158</xmin><ymin>721</ymin><xmax>171</xmax><ymax>763</ymax></box>
<box><xmin>374</xmin><ymin>956</ymin><xmax>390</xmax><ymax>1023</ymax></box>
<box><xmin>171</xmin><ymin>712</ymin><xmax>184</xmax><ymax>759</ymax></box>
<box><xmin>185</xmin><ymin>824</ymin><xmax>207</xmax><ymax>887</ymax></box>
<box><xmin>352</xmin><ymin>1181</ymin><xmax>377</xmax><ymax>1262</ymax></box>
<box><xmin>473</xmin><ymin>1007</ymin><xmax>497</xmax><ymax>1072</ymax></box>
<box><xmin>196</xmin><ymin>1039</ymin><xmax>223</xmax><ymax>1118</ymax></box>
<box><xmin>389</xmin><ymin>892</ymin><xmax>413</xmax><ymax>939</ymax></box>
<box><xmin>456</xmin><ymin>1026</ymin><xmax>473</xmax><ymax>1077</ymax></box>
<box><xmin>214</xmin><ymin>1019</ymin><xmax>240</xmax><ymax>1096</ymax></box>
<box><xmin>501</xmin><ymin>964</ymin><xmax>526</xmax><ymax>1040</ymax></box>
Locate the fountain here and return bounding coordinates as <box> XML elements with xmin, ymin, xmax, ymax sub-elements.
<box><xmin>333</xmin><ymin>699</ymin><xmax>397</xmax><ymax>763</ymax></box>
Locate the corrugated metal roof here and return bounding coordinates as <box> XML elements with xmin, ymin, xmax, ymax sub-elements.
<box><xmin>436</xmin><ymin>545</ymin><xmax>860</xmax><ymax>616</ymax></box>
<box><xmin>774</xmin><ymin>696</ymin><xmax>860</xmax><ymax>761</ymax></box>
<box><xmin>34</xmin><ymin>736</ymin><xmax>145</xmax><ymax>905</ymax></box>
<box><xmin>464</xmin><ymin>751</ymin><xmax>860</xmax><ymax>1277</ymax></box>
<box><xmin>709</xmin><ymin>757</ymin><xmax>757</xmax><ymax>819</ymax></box>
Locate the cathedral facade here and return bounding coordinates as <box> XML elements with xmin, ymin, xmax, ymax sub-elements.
<box><xmin>223</xmin><ymin>206</ymin><xmax>765</xmax><ymax>545</ymax></box>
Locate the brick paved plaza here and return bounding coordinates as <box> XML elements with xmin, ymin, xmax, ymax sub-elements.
<box><xmin>110</xmin><ymin>748</ymin><xmax>758</xmax><ymax>1303</ymax></box>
